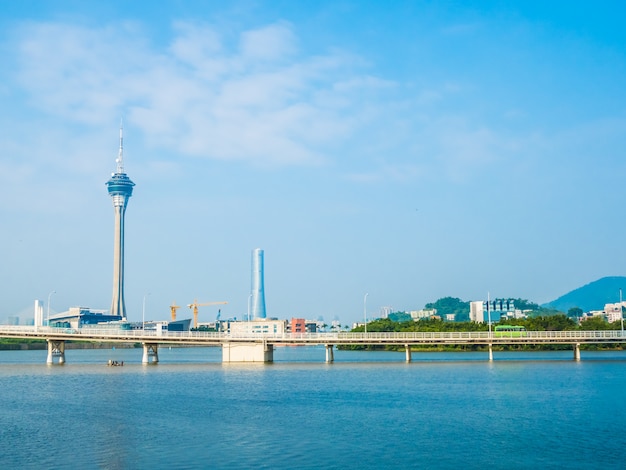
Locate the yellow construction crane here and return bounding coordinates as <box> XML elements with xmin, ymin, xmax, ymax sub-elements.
<box><xmin>188</xmin><ymin>299</ymin><xmax>228</xmax><ymax>328</ymax></box>
<box><xmin>170</xmin><ymin>302</ymin><xmax>182</xmax><ymax>322</ymax></box>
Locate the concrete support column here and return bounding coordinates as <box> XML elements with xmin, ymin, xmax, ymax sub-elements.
<box><xmin>574</xmin><ymin>343</ymin><xmax>581</xmax><ymax>362</ymax></box>
<box><xmin>405</xmin><ymin>344</ymin><xmax>412</xmax><ymax>363</ymax></box>
<box><xmin>46</xmin><ymin>340</ymin><xmax>66</xmax><ymax>365</ymax></box>
<box><xmin>325</xmin><ymin>344</ymin><xmax>334</xmax><ymax>363</ymax></box>
<box><xmin>142</xmin><ymin>343</ymin><xmax>159</xmax><ymax>364</ymax></box>
<box><xmin>488</xmin><ymin>343</ymin><xmax>494</xmax><ymax>362</ymax></box>
<box><xmin>222</xmin><ymin>342</ymin><xmax>274</xmax><ymax>362</ymax></box>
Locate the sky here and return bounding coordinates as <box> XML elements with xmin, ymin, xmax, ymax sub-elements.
<box><xmin>1</xmin><ymin>0</ymin><xmax>625</xmax><ymax>326</ymax></box>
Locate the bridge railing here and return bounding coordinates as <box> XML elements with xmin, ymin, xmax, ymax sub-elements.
<box><xmin>0</xmin><ymin>326</ymin><xmax>625</xmax><ymax>342</ymax></box>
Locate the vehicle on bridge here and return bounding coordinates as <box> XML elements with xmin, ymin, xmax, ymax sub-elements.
<box><xmin>494</xmin><ymin>325</ymin><xmax>527</xmax><ymax>337</ymax></box>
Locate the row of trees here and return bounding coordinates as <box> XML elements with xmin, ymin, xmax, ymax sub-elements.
<box><xmin>384</xmin><ymin>296</ymin><xmax>607</xmax><ymax>324</ymax></box>
<box><xmin>353</xmin><ymin>315</ymin><xmax>623</xmax><ymax>333</ymax></box>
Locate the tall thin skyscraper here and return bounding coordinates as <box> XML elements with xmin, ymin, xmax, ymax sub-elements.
<box><xmin>106</xmin><ymin>124</ymin><xmax>135</xmax><ymax>319</ymax></box>
<box><xmin>251</xmin><ymin>248</ymin><xmax>266</xmax><ymax>319</ymax></box>
<box><xmin>34</xmin><ymin>300</ymin><xmax>43</xmax><ymax>328</ymax></box>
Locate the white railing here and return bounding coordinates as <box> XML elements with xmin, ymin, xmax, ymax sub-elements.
<box><xmin>0</xmin><ymin>326</ymin><xmax>625</xmax><ymax>343</ymax></box>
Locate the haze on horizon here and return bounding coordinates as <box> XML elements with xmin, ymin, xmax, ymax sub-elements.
<box><xmin>1</xmin><ymin>1</ymin><xmax>625</xmax><ymax>326</ymax></box>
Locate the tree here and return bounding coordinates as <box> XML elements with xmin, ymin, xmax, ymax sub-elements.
<box><xmin>388</xmin><ymin>311</ymin><xmax>412</xmax><ymax>322</ymax></box>
<box><xmin>525</xmin><ymin>314</ymin><xmax>577</xmax><ymax>331</ymax></box>
<box><xmin>509</xmin><ymin>298</ymin><xmax>540</xmax><ymax>310</ymax></box>
<box><xmin>579</xmin><ymin>316</ymin><xmax>612</xmax><ymax>330</ymax></box>
<box><xmin>567</xmin><ymin>307</ymin><xmax>583</xmax><ymax>318</ymax></box>
<box><xmin>424</xmin><ymin>297</ymin><xmax>470</xmax><ymax>318</ymax></box>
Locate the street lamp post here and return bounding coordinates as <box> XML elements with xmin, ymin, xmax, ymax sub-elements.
<box><xmin>248</xmin><ymin>293</ymin><xmax>252</xmax><ymax>322</ymax></box>
<box><xmin>619</xmin><ymin>287</ymin><xmax>624</xmax><ymax>336</ymax></box>
<box><xmin>487</xmin><ymin>292</ymin><xmax>492</xmax><ymax>338</ymax></box>
<box><xmin>46</xmin><ymin>290</ymin><xmax>56</xmax><ymax>327</ymax></box>
<box><xmin>364</xmin><ymin>293</ymin><xmax>369</xmax><ymax>334</ymax></box>
<box><xmin>142</xmin><ymin>293</ymin><xmax>150</xmax><ymax>331</ymax></box>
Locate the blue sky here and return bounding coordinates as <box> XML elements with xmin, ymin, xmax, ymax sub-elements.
<box><xmin>1</xmin><ymin>1</ymin><xmax>625</xmax><ymax>325</ymax></box>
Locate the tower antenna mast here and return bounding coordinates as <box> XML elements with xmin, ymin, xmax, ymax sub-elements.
<box><xmin>116</xmin><ymin>119</ymin><xmax>125</xmax><ymax>174</ymax></box>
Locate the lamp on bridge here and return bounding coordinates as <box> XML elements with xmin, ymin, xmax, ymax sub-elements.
<box><xmin>364</xmin><ymin>293</ymin><xmax>368</xmax><ymax>334</ymax></box>
<box><xmin>47</xmin><ymin>290</ymin><xmax>56</xmax><ymax>326</ymax></box>
<box><xmin>142</xmin><ymin>292</ymin><xmax>150</xmax><ymax>330</ymax></box>
<box><xmin>619</xmin><ymin>287</ymin><xmax>624</xmax><ymax>336</ymax></box>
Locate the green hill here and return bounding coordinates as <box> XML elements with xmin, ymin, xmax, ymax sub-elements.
<box><xmin>543</xmin><ymin>276</ymin><xmax>626</xmax><ymax>312</ymax></box>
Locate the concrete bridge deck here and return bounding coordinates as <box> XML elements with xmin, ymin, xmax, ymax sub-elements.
<box><xmin>1</xmin><ymin>326</ymin><xmax>625</xmax><ymax>363</ymax></box>
<box><xmin>1</xmin><ymin>326</ymin><xmax>625</xmax><ymax>345</ymax></box>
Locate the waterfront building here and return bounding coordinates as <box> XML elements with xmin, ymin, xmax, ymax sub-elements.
<box><xmin>603</xmin><ymin>302</ymin><xmax>625</xmax><ymax>323</ymax></box>
<box><xmin>470</xmin><ymin>299</ymin><xmax>517</xmax><ymax>323</ymax></box>
<box><xmin>288</xmin><ymin>318</ymin><xmax>318</xmax><ymax>333</ymax></box>
<box><xmin>250</xmin><ymin>248</ymin><xmax>266</xmax><ymax>319</ymax></box>
<box><xmin>291</xmin><ymin>318</ymin><xmax>306</xmax><ymax>333</ymax></box>
<box><xmin>585</xmin><ymin>310</ymin><xmax>606</xmax><ymax>320</ymax></box>
<box><xmin>229</xmin><ymin>319</ymin><xmax>285</xmax><ymax>335</ymax></box>
<box><xmin>380</xmin><ymin>306</ymin><xmax>392</xmax><ymax>319</ymax></box>
<box><xmin>106</xmin><ymin>124</ymin><xmax>134</xmax><ymax>320</ymax></box>
<box><xmin>47</xmin><ymin>307</ymin><xmax>123</xmax><ymax>328</ymax></box>
<box><xmin>469</xmin><ymin>301</ymin><xmax>484</xmax><ymax>322</ymax></box>
<box><xmin>410</xmin><ymin>309</ymin><xmax>438</xmax><ymax>320</ymax></box>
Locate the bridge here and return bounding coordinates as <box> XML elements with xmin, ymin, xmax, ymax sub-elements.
<box><xmin>0</xmin><ymin>326</ymin><xmax>625</xmax><ymax>363</ymax></box>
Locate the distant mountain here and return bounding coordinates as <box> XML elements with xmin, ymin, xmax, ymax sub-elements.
<box><xmin>543</xmin><ymin>276</ymin><xmax>626</xmax><ymax>313</ymax></box>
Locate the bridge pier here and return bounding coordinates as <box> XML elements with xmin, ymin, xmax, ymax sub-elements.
<box><xmin>142</xmin><ymin>343</ymin><xmax>159</xmax><ymax>364</ymax></box>
<box><xmin>574</xmin><ymin>343</ymin><xmax>581</xmax><ymax>361</ymax></box>
<box><xmin>405</xmin><ymin>344</ymin><xmax>412</xmax><ymax>363</ymax></box>
<box><xmin>488</xmin><ymin>343</ymin><xmax>493</xmax><ymax>362</ymax></box>
<box><xmin>46</xmin><ymin>339</ymin><xmax>65</xmax><ymax>364</ymax></box>
<box><xmin>325</xmin><ymin>344</ymin><xmax>334</xmax><ymax>363</ymax></box>
<box><xmin>222</xmin><ymin>342</ymin><xmax>274</xmax><ymax>363</ymax></box>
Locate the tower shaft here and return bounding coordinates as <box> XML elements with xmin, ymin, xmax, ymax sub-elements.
<box><xmin>251</xmin><ymin>248</ymin><xmax>266</xmax><ymax>319</ymax></box>
<box><xmin>110</xmin><ymin>203</ymin><xmax>128</xmax><ymax>318</ymax></box>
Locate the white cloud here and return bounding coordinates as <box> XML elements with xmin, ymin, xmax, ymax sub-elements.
<box><xmin>169</xmin><ymin>21</ymin><xmax>222</xmax><ymax>67</ymax></box>
<box><xmin>9</xmin><ymin>19</ymin><xmax>386</xmax><ymax>167</ymax></box>
<box><xmin>239</xmin><ymin>22</ymin><xmax>297</xmax><ymax>62</ymax></box>
<box><xmin>4</xmin><ymin>17</ymin><xmax>530</xmax><ymax>182</ymax></box>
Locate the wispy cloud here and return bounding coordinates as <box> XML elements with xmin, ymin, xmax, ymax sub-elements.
<box><xmin>8</xmin><ymin>20</ymin><xmax>386</xmax><ymax>167</ymax></box>
<box><xmin>2</xmin><ymin>17</ymin><xmax>533</xmax><ymax>190</ymax></box>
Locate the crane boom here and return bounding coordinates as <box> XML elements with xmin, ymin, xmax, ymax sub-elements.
<box><xmin>170</xmin><ymin>302</ymin><xmax>181</xmax><ymax>322</ymax></box>
<box><xmin>187</xmin><ymin>299</ymin><xmax>228</xmax><ymax>328</ymax></box>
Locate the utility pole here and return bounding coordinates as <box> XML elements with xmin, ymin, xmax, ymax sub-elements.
<box><xmin>364</xmin><ymin>293</ymin><xmax>369</xmax><ymax>334</ymax></box>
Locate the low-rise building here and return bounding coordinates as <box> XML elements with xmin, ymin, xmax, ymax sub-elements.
<box><xmin>603</xmin><ymin>302</ymin><xmax>625</xmax><ymax>323</ymax></box>
<box><xmin>470</xmin><ymin>299</ymin><xmax>518</xmax><ymax>323</ymax></box>
<box><xmin>409</xmin><ymin>309</ymin><xmax>437</xmax><ymax>320</ymax></box>
<box><xmin>48</xmin><ymin>307</ymin><xmax>123</xmax><ymax>329</ymax></box>
<box><xmin>229</xmin><ymin>319</ymin><xmax>286</xmax><ymax>335</ymax></box>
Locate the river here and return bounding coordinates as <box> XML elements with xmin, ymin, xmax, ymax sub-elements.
<box><xmin>0</xmin><ymin>347</ymin><xmax>624</xmax><ymax>469</ymax></box>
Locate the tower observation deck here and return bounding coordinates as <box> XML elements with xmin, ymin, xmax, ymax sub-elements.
<box><xmin>106</xmin><ymin>124</ymin><xmax>134</xmax><ymax>319</ymax></box>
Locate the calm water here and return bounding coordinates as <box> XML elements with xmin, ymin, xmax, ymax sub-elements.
<box><xmin>1</xmin><ymin>346</ymin><xmax>625</xmax><ymax>469</ymax></box>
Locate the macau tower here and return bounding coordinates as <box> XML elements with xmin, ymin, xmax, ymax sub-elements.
<box><xmin>106</xmin><ymin>124</ymin><xmax>135</xmax><ymax>319</ymax></box>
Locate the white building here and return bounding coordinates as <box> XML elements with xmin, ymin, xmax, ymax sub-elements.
<box><xmin>229</xmin><ymin>319</ymin><xmax>286</xmax><ymax>335</ymax></box>
<box><xmin>410</xmin><ymin>309</ymin><xmax>437</xmax><ymax>320</ymax></box>
<box><xmin>470</xmin><ymin>299</ymin><xmax>518</xmax><ymax>323</ymax></box>
<box><xmin>34</xmin><ymin>300</ymin><xmax>44</xmax><ymax>328</ymax></box>
<box><xmin>470</xmin><ymin>301</ymin><xmax>485</xmax><ymax>323</ymax></box>
<box><xmin>604</xmin><ymin>302</ymin><xmax>625</xmax><ymax>323</ymax></box>
<box><xmin>379</xmin><ymin>306</ymin><xmax>393</xmax><ymax>319</ymax></box>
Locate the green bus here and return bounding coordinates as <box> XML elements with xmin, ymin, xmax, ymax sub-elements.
<box><xmin>494</xmin><ymin>325</ymin><xmax>527</xmax><ymax>337</ymax></box>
